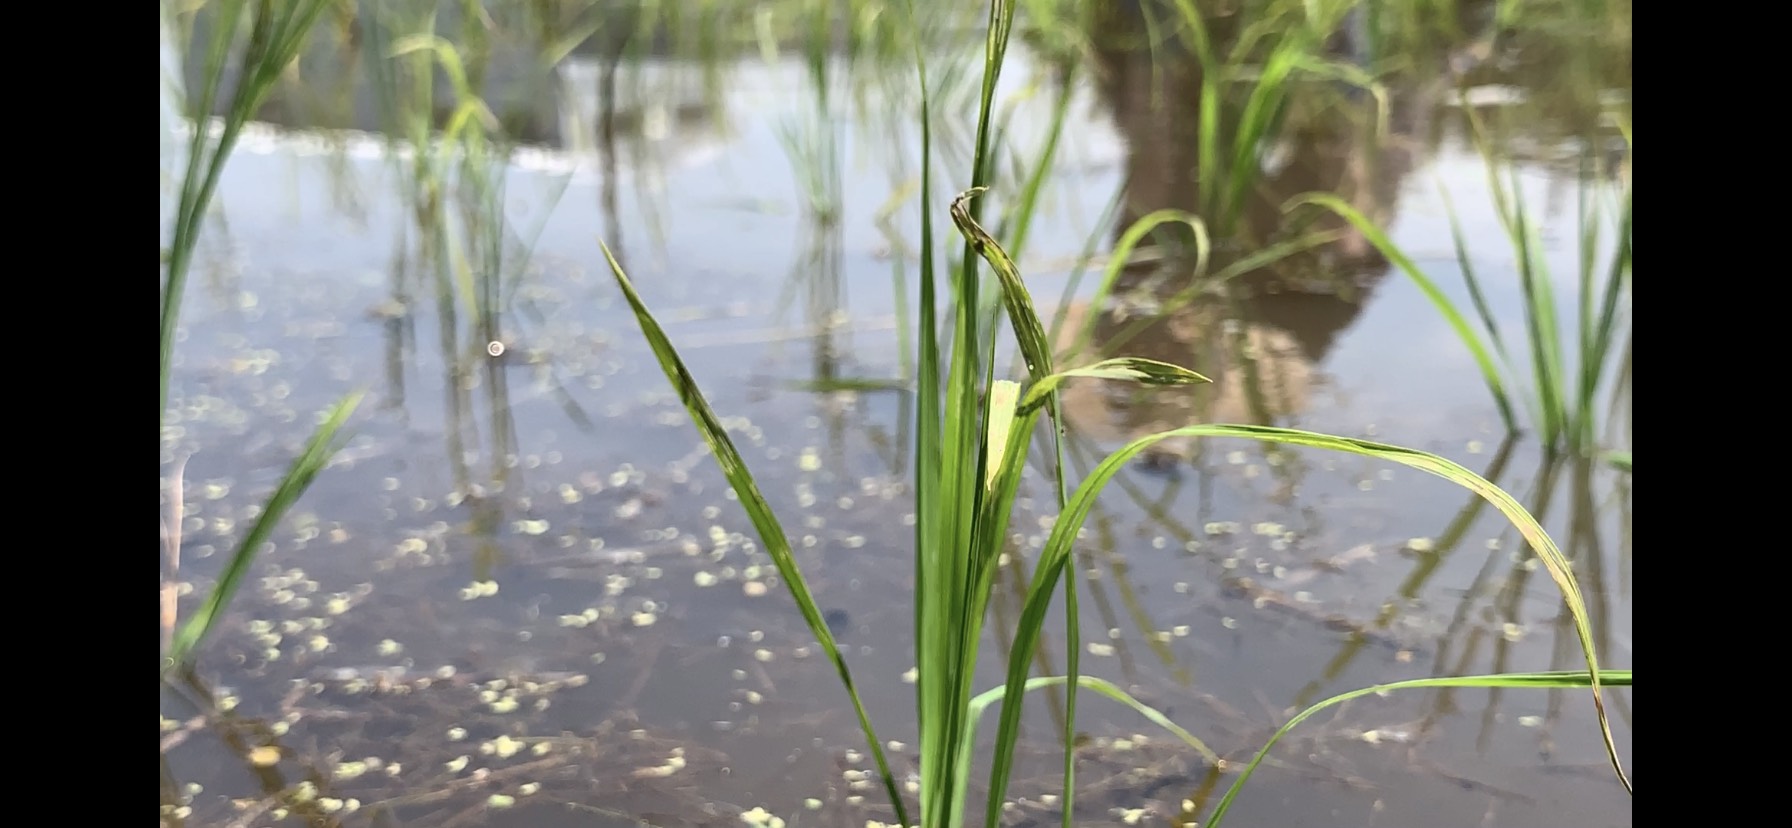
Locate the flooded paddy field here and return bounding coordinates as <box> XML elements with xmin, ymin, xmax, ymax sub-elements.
<box><xmin>160</xmin><ymin>3</ymin><xmax>1631</xmax><ymax>826</ymax></box>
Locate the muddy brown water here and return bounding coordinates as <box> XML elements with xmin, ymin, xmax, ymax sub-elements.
<box><xmin>160</xmin><ymin>18</ymin><xmax>1630</xmax><ymax>828</ymax></box>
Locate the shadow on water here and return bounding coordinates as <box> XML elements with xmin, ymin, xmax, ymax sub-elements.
<box><xmin>160</xmin><ymin>2</ymin><xmax>1628</xmax><ymax>826</ymax></box>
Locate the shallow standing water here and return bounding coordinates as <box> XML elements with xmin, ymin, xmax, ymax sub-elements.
<box><xmin>160</xmin><ymin>7</ymin><xmax>1631</xmax><ymax>827</ymax></box>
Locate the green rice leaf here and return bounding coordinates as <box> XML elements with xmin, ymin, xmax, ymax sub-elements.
<box><xmin>984</xmin><ymin>424</ymin><xmax>1631</xmax><ymax>818</ymax></box>
<box><xmin>600</xmin><ymin>242</ymin><xmax>912</xmax><ymax>827</ymax></box>
<box><xmin>962</xmin><ymin>675</ymin><xmax>1221</xmax><ymax>778</ymax></box>
<box><xmin>1207</xmin><ymin>670</ymin><xmax>1632</xmax><ymax>826</ymax></box>
<box><xmin>1285</xmin><ymin>193</ymin><xmax>1519</xmax><ymax>432</ymax></box>
<box><xmin>951</xmin><ymin>187</ymin><xmax>1053</xmax><ymax>380</ymax></box>
<box><xmin>164</xmin><ymin>391</ymin><xmax>364</xmax><ymax>671</ymax></box>
<box><xmin>1022</xmin><ymin>359</ymin><xmax>1210</xmax><ymax>414</ymax></box>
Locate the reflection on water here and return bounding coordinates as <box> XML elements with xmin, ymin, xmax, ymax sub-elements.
<box><xmin>160</xmin><ymin>4</ymin><xmax>1629</xmax><ymax>827</ymax></box>
<box><xmin>1054</xmin><ymin>0</ymin><xmax>1499</xmax><ymax>458</ymax></box>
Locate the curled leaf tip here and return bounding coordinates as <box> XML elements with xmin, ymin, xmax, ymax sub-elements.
<box><xmin>952</xmin><ymin>186</ymin><xmax>992</xmax><ymax>213</ymax></box>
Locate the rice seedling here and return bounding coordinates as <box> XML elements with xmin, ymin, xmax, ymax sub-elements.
<box><xmin>768</xmin><ymin>0</ymin><xmax>846</xmax><ymax>224</ymax></box>
<box><xmin>1255</xmin><ymin>0</ymin><xmax>1634</xmax><ymax>453</ymax></box>
<box><xmin>1102</xmin><ymin>0</ymin><xmax>1375</xmax><ymax>243</ymax></box>
<box><xmin>163</xmin><ymin>3</ymin><xmax>592</xmax><ymax>663</ymax></box>
<box><xmin>161</xmin><ymin>0</ymin><xmax>335</xmax><ymax>419</ymax></box>
<box><xmin>160</xmin><ymin>0</ymin><xmax>363</xmax><ymax>672</ymax></box>
<box><xmin>353</xmin><ymin>6</ymin><xmax>585</xmax><ymax>578</ymax></box>
<box><xmin>1289</xmin><ymin>110</ymin><xmax>1632</xmax><ymax>454</ymax></box>
<box><xmin>600</xmin><ymin>3</ymin><xmax>1628</xmax><ymax>825</ymax></box>
<box><xmin>1012</xmin><ymin>0</ymin><xmax>1408</xmax><ymax>414</ymax></box>
<box><xmin>158</xmin><ymin>0</ymin><xmax>1628</xmax><ymax>821</ymax></box>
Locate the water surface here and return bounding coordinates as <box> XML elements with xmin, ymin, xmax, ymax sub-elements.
<box><xmin>159</xmin><ymin>6</ymin><xmax>1631</xmax><ymax>827</ymax></box>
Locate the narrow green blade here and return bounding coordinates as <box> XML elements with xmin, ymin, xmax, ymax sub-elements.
<box><xmin>984</xmin><ymin>423</ymin><xmax>1631</xmax><ymax>817</ymax></box>
<box><xmin>1207</xmin><ymin>670</ymin><xmax>1632</xmax><ymax>826</ymax></box>
<box><xmin>164</xmin><ymin>391</ymin><xmax>364</xmax><ymax>671</ymax></box>
<box><xmin>600</xmin><ymin>242</ymin><xmax>910</xmax><ymax>827</ymax></box>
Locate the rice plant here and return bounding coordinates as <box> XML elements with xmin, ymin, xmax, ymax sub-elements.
<box><xmin>1290</xmin><ymin>113</ymin><xmax>1632</xmax><ymax>454</ymax></box>
<box><xmin>160</xmin><ymin>0</ymin><xmax>361</xmax><ymax>672</ymax></box>
<box><xmin>600</xmin><ymin>3</ymin><xmax>1628</xmax><ymax>825</ymax></box>
<box><xmin>161</xmin><ymin>0</ymin><xmax>336</xmax><ymax>419</ymax></box>
<box><xmin>1010</xmin><ymin>0</ymin><xmax>1408</xmax><ymax>418</ymax></box>
<box><xmin>1267</xmin><ymin>0</ymin><xmax>1633</xmax><ymax>454</ymax></box>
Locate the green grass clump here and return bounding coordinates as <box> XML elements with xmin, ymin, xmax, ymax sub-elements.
<box><xmin>603</xmin><ymin>3</ymin><xmax>1629</xmax><ymax>825</ymax></box>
